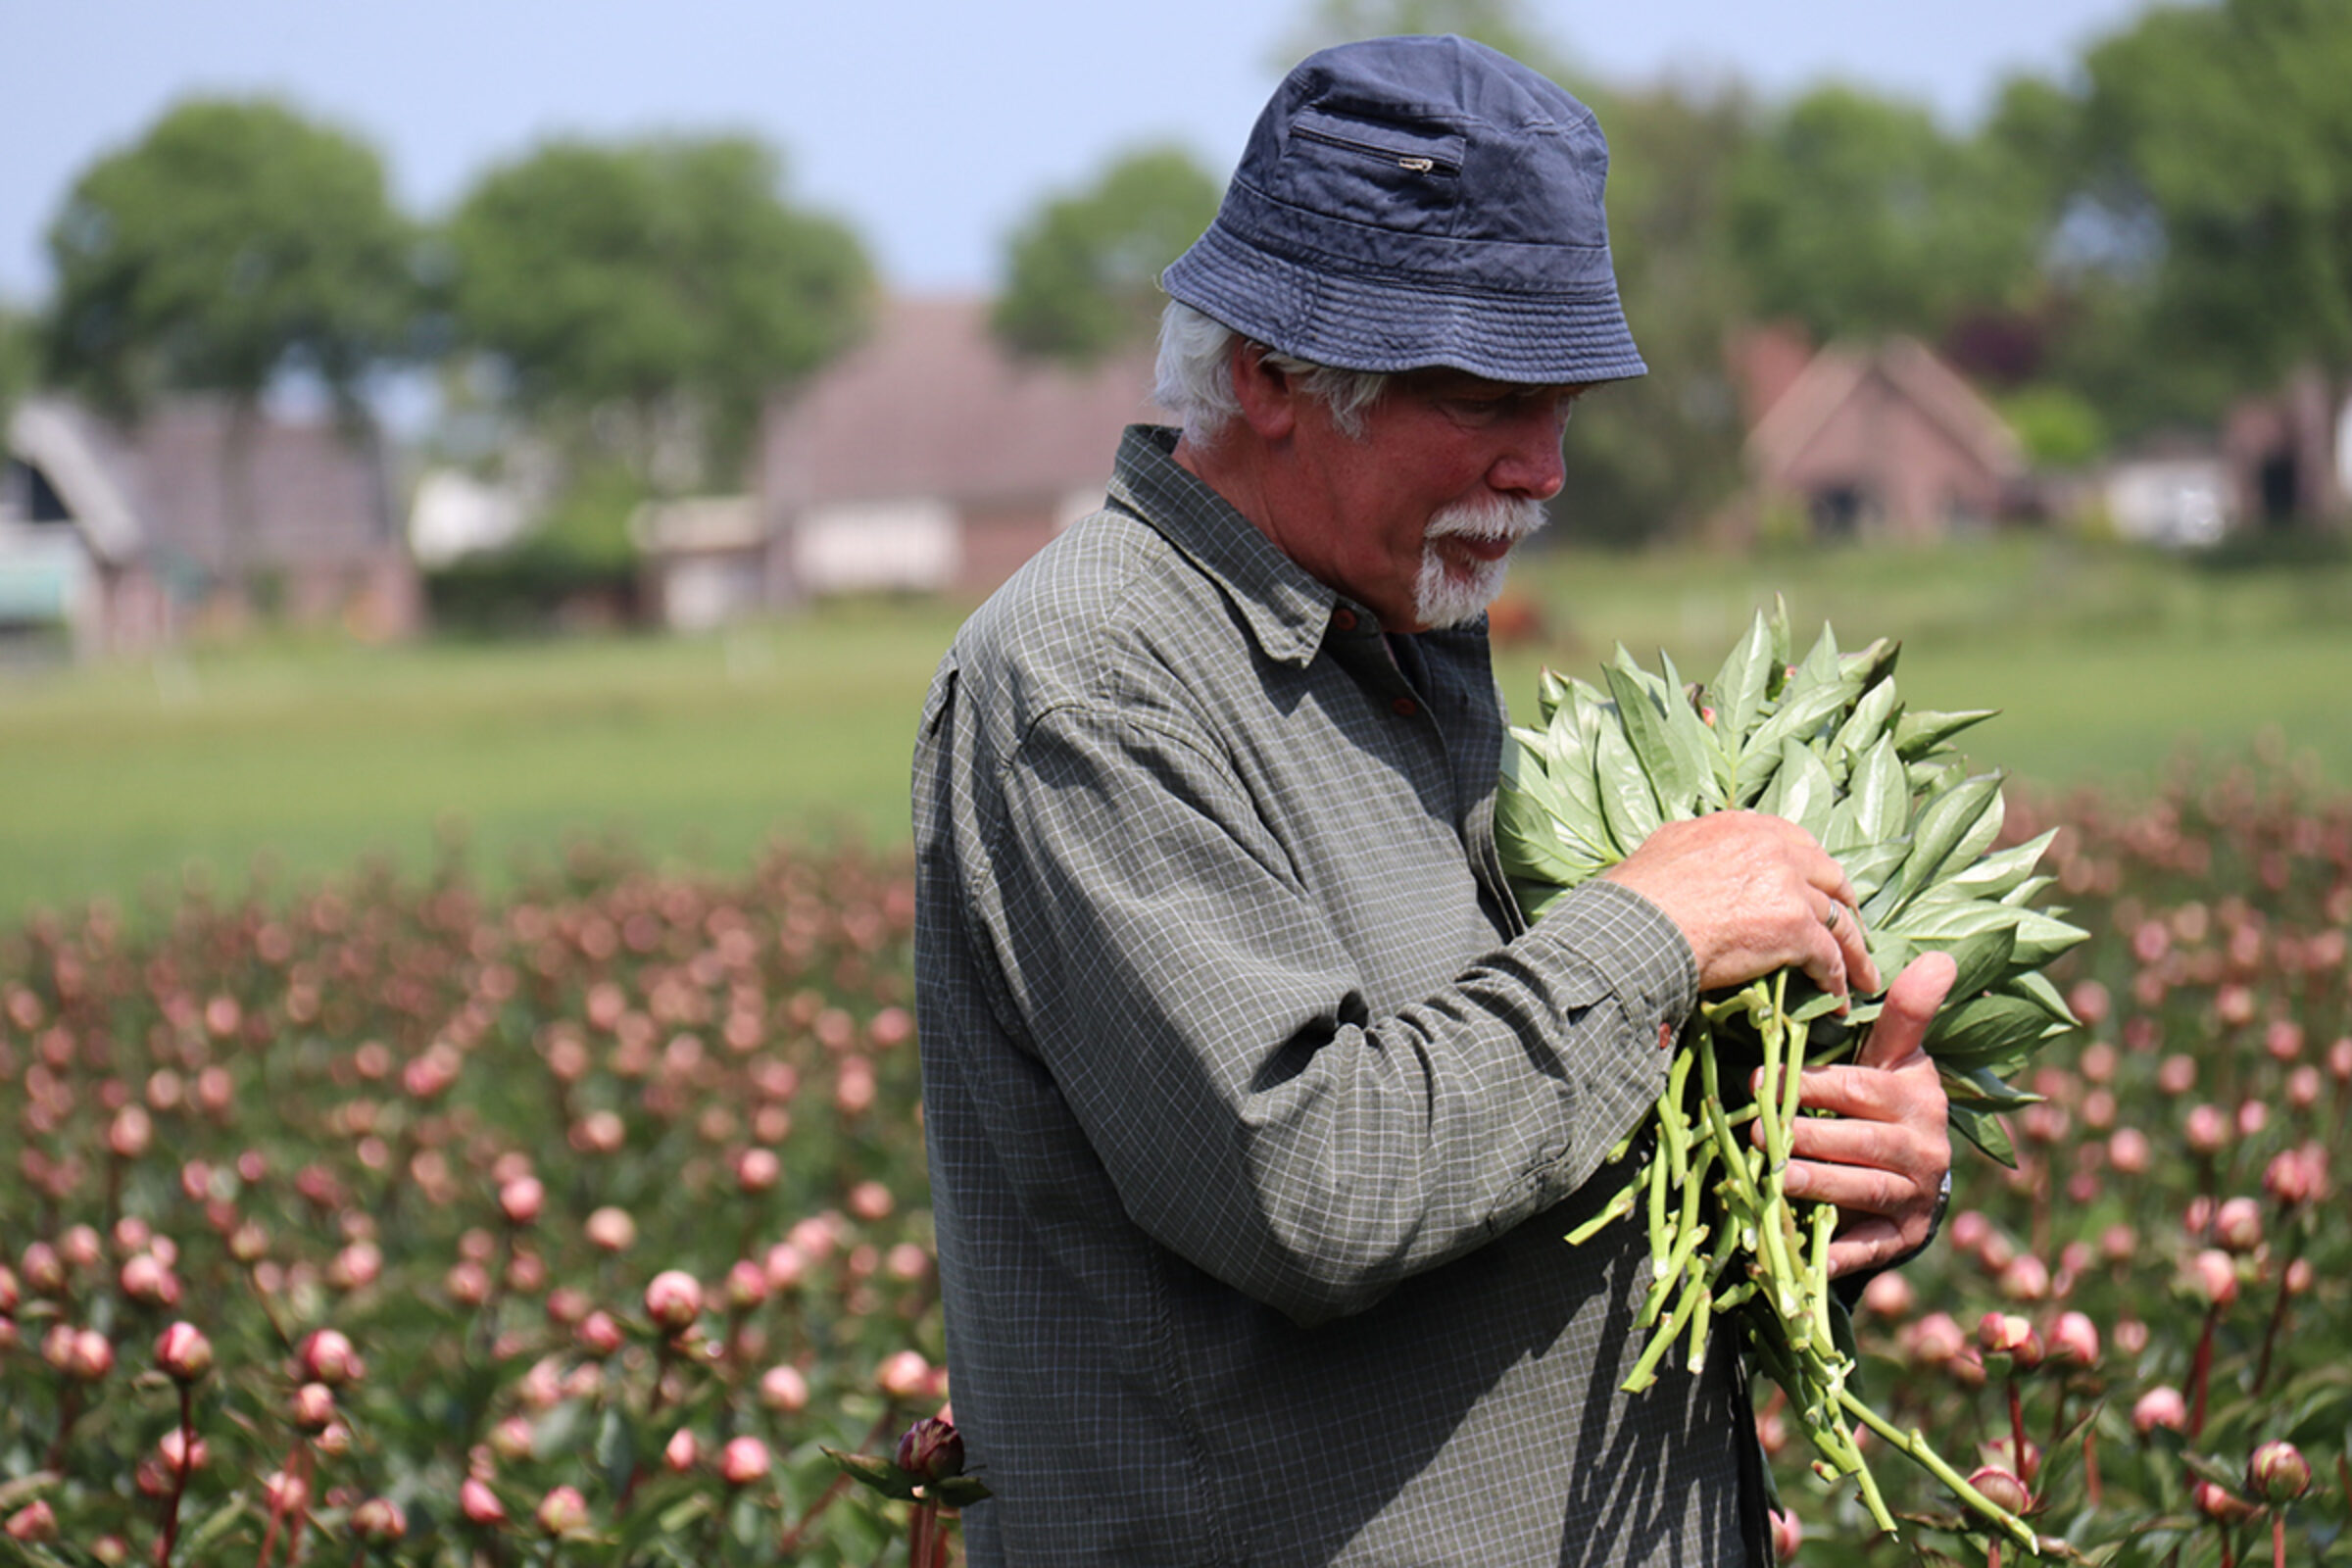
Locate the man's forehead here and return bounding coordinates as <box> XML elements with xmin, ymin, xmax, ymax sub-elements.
<box><xmin>1392</xmin><ymin>366</ymin><xmax>1593</xmax><ymax>401</ymax></box>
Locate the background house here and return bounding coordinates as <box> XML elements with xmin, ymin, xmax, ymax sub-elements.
<box><xmin>1734</xmin><ymin>331</ymin><xmax>2026</xmax><ymax>544</ymax></box>
<box><xmin>750</xmin><ymin>294</ymin><xmax>1170</xmax><ymax>604</ymax></box>
<box><xmin>2</xmin><ymin>395</ymin><xmax>417</xmax><ymax>653</ymax></box>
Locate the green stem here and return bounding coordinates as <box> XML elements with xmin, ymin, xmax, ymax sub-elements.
<box><xmin>1836</xmin><ymin>1385</ymin><xmax>2038</xmax><ymax>1552</ymax></box>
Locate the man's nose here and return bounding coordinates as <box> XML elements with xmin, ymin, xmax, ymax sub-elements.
<box><xmin>1488</xmin><ymin>407</ymin><xmax>1569</xmax><ymax>502</ymax></box>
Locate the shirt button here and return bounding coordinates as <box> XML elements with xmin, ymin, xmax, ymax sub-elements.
<box><xmin>1391</xmin><ymin>696</ymin><xmax>1418</xmax><ymax>718</ymax></box>
<box><xmin>1332</xmin><ymin>609</ymin><xmax>1357</xmax><ymax>632</ymax></box>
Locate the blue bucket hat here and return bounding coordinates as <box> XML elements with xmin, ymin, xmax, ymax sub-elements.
<box><xmin>1162</xmin><ymin>34</ymin><xmax>1646</xmax><ymax>385</ymax></box>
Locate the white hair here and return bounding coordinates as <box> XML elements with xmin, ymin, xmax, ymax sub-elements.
<box><xmin>1153</xmin><ymin>299</ymin><xmax>1391</xmax><ymax>447</ymax></box>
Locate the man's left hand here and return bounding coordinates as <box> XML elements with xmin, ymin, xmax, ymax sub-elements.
<box><xmin>1772</xmin><ymin>952</ymin><xmax>1955</xmax><ymax>1279</ymax></box>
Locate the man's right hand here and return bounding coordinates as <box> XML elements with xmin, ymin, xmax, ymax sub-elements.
<box><xmin>1598</xmin><ymin>811</ymin><xmax>1881</xmax><ymax>1002</ymax></box>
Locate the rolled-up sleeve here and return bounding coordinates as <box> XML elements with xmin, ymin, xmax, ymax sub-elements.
<box><xmin>968</xmin><ymin>699</ymin><xmax>1694</xmax><ymax>1326</ymax></box>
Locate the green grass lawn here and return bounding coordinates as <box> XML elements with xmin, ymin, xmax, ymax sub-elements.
<box><xmin>3</xmin><ymin>535</ymin><xmax>2348</xmax><ymax>921</ymax></box>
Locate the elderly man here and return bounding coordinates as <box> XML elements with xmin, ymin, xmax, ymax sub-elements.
<box><xmin>913</xmin><ymin>34</ymin><xmax>1951</xmax><ymax>1566</ymax></box>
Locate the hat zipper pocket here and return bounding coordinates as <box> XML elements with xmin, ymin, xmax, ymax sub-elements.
<box><xmin>1291</xmin><ymin>122</ymin><xmax>1461</xmax><ymax>178</ymax></box>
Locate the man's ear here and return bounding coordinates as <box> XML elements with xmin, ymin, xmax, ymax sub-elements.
<box><xmin>1229</xmin><ymin>340</ymin><xmax>1298</xmax><ymax>440</ymax></box>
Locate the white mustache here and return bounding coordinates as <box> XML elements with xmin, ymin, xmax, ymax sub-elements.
<box><xmin>1423</xmin><ymin>495</ymin><xmax>1549</xmax><ymax>544</ymax></box>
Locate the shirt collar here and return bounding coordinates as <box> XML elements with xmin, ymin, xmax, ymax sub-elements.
<box><xmin>1106</xmin><ymin>424</ymin><xmax>1352</xmax><ymax>669</ymax></box>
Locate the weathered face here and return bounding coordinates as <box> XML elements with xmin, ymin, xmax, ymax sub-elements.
<box><xmin>1267</xmin><ymin>368</ymin><xmax>1583</xmax><ymax>633</ymax></box>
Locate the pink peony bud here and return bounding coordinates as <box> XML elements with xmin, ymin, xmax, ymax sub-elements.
<box><xmin>315</xmin><ymin>1420</ymin><xmax>353</xmax><ymax>1457</ymax></box>
<box><xmin>446</xmin><ymin>1259</ymin><xmax>493</xmax><ymax>1306</ymax></box>
<box><xmin>1978</xmin><ymin>1312</ymin><xmax>2041</xmax><ymax>1371</ymax></box>
<box><xmin>2188</xmin><ymin>1249</ymin><xmax>2238</xmax><ymax>1308</ymax></box>
<box><xmin>299</xmin><ymin>1327</ymin><xmax>363</xmax><ymax>1386</ymax></box>
<box><xmin>2234</xmin><ymin>1099</ymin><xmax>2268</xmax><ymax>1140</ymax></box>
<box><xmin>2183</xmin><ymin>1103</ymin><xmax>2227</xmax><ymax>1154</ymax></box>
<box><xmin>2108</xmin><ymin>1129</ymin><xmax>2151</xmax><ymax>1176</ymax></box>
<box><xmin>108</xmin><ymin>1105</ymin><xmax>154</xmax><ymax>1159</ymax></box>
<box><xmin>2114</xmin><ymin>1317</ymin><xmax>2150</xmax><ymax>1356</ymax></box>
<box><xmin>499</xmin><ymin>1176</ymin><xmax>545</xmax><ymax>1226</ymax></box>
<box><xmin>2248</xmin><ymin>1441</ymin><xmax>2312</xmax><ymax>1504</ymax></box>
<box><xmin>489</xmin><ymin>1415</ymin><xmax>535</xmax><ymax>1460</ymax></box>
<box><xmin>760</xmin><ymin>1363</ymin><xmax>810</xmax><ymax>1412</ymax></box>
<box><xmin>1998</xmin><ymin>1255</ymin><xmax>2051</xmax><ymax>1302</ymax></box>
<box><xmin>2132</xmin><ymin>1386</ymin><xmax>2188</xmax><ymax>1435</ymax></box>
<box><xmin>2048</xmin><ymin>1310</ymin><xmax>2099</xmax><ymax>1367</ymax></box>
<box><xmin>65</xmin><ymin>1328</ymin><xmax>114</xmax><ymax>1381</ymax></box>
<box><xmin>576</xmin><ymin>1310</ymin><xmax>624</xmax><ymax>1357</ymax></box>
<box><xmin>2264</xmin><ymin>1148</ymin><xmax>2317</xmax><ymax>1206</ymax></box>
<box><xmin>2213</xmin><ymin>1197</ymin><xmax>2263</xmax><ymax>1253</ymax></box>
<box><xmin>352</xmin><ymin>1498</ymin><xmax>407</xmax><ymax>1543</ymax></box>
<box><xmin>2329</xmin><ymin>1036</ymin><xmax>2352</xmax><ymax>1083</ymax></box>
<box><xmin>5</xmin><ymin>1502</ymin><xmax>58</xmax><ymax>1544</ymax></box>
<box><xmin>585</xmin><ymin>1206</ymin><xmax>636</xmax><ymax>1252</ymax></box>
<box><xmin>763</xmin><ymin>1241</ymin><xmax>808</xmax><ymax>1291</ymax></box>
<box><xmin>156</xmin><ymin>1320</ymin><xmax>213</xmax><ymax>1382</ymax></box>
<box><xmin>848</xmin><ymin>1180</ymin><xmax>896</xmax><ymax>1222</ymax></box>
<box><xmin>2193</xmin><ymin>1480</ymin><xmax>2258</xmax><ymax>1523</ymax></box>
<box><xmin>121</xmin><ymin>1252</ymin><xmax>180</xmax><ymax>1306</ymax></box>
<box><xmin>718</xmin><ymin>1436</ymin><xmax>770</xmax><ymax>1487</ymax></box>
<box><xmin>459</xmin><ymin>1477</ymin><xmax>508</xmax><ymax>1525</ymax></box>
<box><xmin>664</xmin><ymin>1428</ymin><xmax>701</xmax><ymax>1473</ymax></box>
<box><xmin>158</xmin><ymin>1430</ymin><xmax>207</xmax><ymax>1476</ymax></box>
<box><xmin>895</xmin><ymin>1416</ymin><xmax>965</xmax><ymax>1483</ymax></box>
<box><xmin>877</xmin><ymin>1348</ymin><xmax>933</xmax><ymax>1401</ymax></box>
<box><xmin>1860</xmin><ymin>1270</ymin><xmax>1914</xmax><ymax>1319</ymax></box>
<box><xmin>292</xmin><ymin>1381</ymin><xmax>338</xmax><ymax>1430</ymax></box>
<box><xmin>1908</xmin><ymin>1311</ymin><xmax>1966</xmax><ymax>1366</ymax></box>
<box><xmin>264</xmin><ymin>1470</ymin><xmax>309</xmax><ymax>1517</ymax></box>
<box><xmin>724</xmin><ymin>1259</ymin><xmax>768</xmax><ymax>1310</ymax></box>
<box><xmin>1966</xmin><ymin>1466</ymin><xmax>2033</xmax><ymax>1517</ymax></box>
<box><xmin>1948</xmin><ymin>1209</ymin><xmax>1991</xmax><ymax>1251</ymax></box>
<box><xmin>735</xmin><ymin>1148</ymin><xmax>781</xmax><ymax>1194</ymax></box>
<box><xmin>535</xmin><ymin>1485</ymin><xmax>589</xmax><ymax>1538</ymax></box>
<box><xmin>644</xmin><ymin>1270</ymin><xmax>703</xmax><ymax>1334</ymax></box>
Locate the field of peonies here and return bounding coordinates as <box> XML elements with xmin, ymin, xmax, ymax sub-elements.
<box><xmin>1</xmin><ymin>752</ymin><xmax>2348</xmax><ymax>1565</ymax></box>
<box><xmin>1</xmin><ymin>839</ymin><xmax>954</xmax><ymax>1565</ymax></box>
<box><xmin>1775</xmin><ymin>755</ymin><xmax>2352</xmax><ymax>1566</ymax></box>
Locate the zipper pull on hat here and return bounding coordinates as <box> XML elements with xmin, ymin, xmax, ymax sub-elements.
<box><xmin>1162</xmin><ymin>33</ymin><xmax>1647</xmax><ymax>387</ymax></box>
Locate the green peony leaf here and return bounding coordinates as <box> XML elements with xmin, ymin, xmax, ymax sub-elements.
<box><xmin>1605</xmin><ymin>662</ymin><xmax>1696</xmax><ymax>818</ymax></box>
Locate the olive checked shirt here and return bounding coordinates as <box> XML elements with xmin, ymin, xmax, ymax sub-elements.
<box><xmin>913</xmin><ymin>425</ymin><xmax>1755</xmax><ymax>1565</ymax></box>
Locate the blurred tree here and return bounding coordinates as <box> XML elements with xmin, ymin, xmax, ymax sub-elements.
<box><xmin>42</xmin><ymin>98</ymin><xmax>415</xmax><ymax>586</ymax></box>
<box><xmin>1727</xmin><ymin>85</ymin><xmax>2045</xmax><ymax>346</ymax></box>
<box><xmin>993</xmin><ymin>146</ymin><xmax>1221</xmax><ymax>365</ymax></box>
<box><xmin>1275</xmin><ymin>0</ymin><xmax>1576</xmax><ymax>81</ymax></box>
<box><xmin>1558</xmin><ymin>81</ymin><xmax>1757</xmax><ymax>546</ymax></box>
<box><xmin>44</xmin><ymin>97</ymin><xmax>415</xmax><ymax>418</ymax></box>
<box><xmin>0</xmin><ymin>306</ymin><xmax>35</xmax><ymax>428</ymax></box>
<box><xmin>2069</xmin><ymin>0</ymin><xmax>2352</xmax><ymax>414</ymax></box>
<box><xmin>444</xmin><ymin>136</ymin><xmax>871</xmax><ymax>492</ymax></box>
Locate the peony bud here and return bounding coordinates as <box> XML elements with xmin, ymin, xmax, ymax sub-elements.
<box><xmin>352</xmin><ymin>1498</ymin><xmax>407</xmax><ymax>1544</ymax></box>
<box><xmin>1998</xmin><ymin>1254</ymin><xmax>2051</xmax><ymax>1302</ymax></box>
<box><xmin>158</xmin><ymin>1429</ymin><xmax>207</xmax><ymax>1477</ymax></box>
<box><xmin>644</xmin><ymin>1270</ymin><xmax>702</xmax><ymax>1334</ymax></box>
<box><xmin>2213</xmin><ymin>1197</ymin><xmax>2263</xmax><ymax>1254</ymax></box>
<box><xmin>2247</xmin><ymin>1441</ymin><xmax>2312</xmax><ymax>1505</ymax></box>
<box><xmin>1978</xmin><ymin>1312</ymin><xmax>2041</xmax><ymax>1372</ymax></box>
<box><xmin>1908</xmin><ymin>1311</ymin><xmax>1966</xmax><ymax>1366</ymax></box>
<box><xmin>499</xmin><ymin>1176</ymin><xmax>545</xmax><ymax>1226</ymax></box>
<box><xmin>2132</xmin><ymin>1385</ymin><xmax>2188</xmax><ymax>1435</ymax></box>
<box><xmin>718</xmin><ymin>1436</ymin><xmax>770</xmax><ymax>1486</ymax></box>
<box><xmin>2048</xmin><ymin>1310</ymin><xmax>2099</xmax><ymax>1368</ymax></box>
<box><xmin>155</xmin><ymin>1320</ymin><xmax>213</xmax><ymax>1382</ymax></box>
<box><xmin>459</xmin><ymin>1477</ymin><xmax>508</xmax><ymax>1525</ymax></box>
<box><xmin>2183</xmin><ymin>1103</ymin><xmax>2227</xmax><ymax>1154</ymax></box>
<box><xmin>2108</xmin><ymin>1129</ymin><xmax>2151</xmax><ymax>1176</ymax></box>
<box><xmin>724</xmin><ymin>1259</ymin><xmax>768</xmax><ymax>1310</ymax></box>
<box><xmin>877</xmin><ymin>1348</ymin><xmax>933</xmax><ymax>1401</ymax></box>
<box><xmin>1966</xmin><ymin>1466</ymin><xmax>2033</xmax><ymax>1517</ymax></box>
<box><xmin>5</xmin><ymin>1502</ymin><xmax>58</xmax><ymax>1544</ymax></box>
<box><xmin>760</xmin><ymin>1363</ymin><xmax>810</xmax><ymax>1412</ymax></box>
<box><xmin>264</xmin><ymin>1470</ymin><xmax>309</xmax><ymax>1517</ymax></box>
<box><xmin>2263</xmin><ymin>1148</ymin><xmax>2317</xmax><ymax>1206</ymax></box>
<box><xmin>2188</xmin><ymin>1249</ymin><xmax>2239</xmax><ymax>1308</ymax></box>
<box><xmin>535</xmin><ymin>1485</ymin><xmax>589</xmax><ymax>1538</ymax></box>
<box><xmin>299</xmin><ymin>1327</ymin><xmax>362</xmax><ymax>1386</ymax></box>
<box><xmin>735</xmin><ymin>1148</ymin><xmax>781</xmax><ymax>1194</ymax></box>
<box><xmin>292</xmin><ymin>1381</ymin><xmax>338</xmax><ymax>1430</ymax></box>
<box><xmin>576</xmin><ymin>1310</ymin><xmax>624</xmax><ymax>1357</ymax></box>
<box><xmin>585</xmin><ymin>1206</ymin><xmax>636</xmax><ymax>1252</ymax></box>
<box><xmin>663</xmin><ymin>1428</ymin><xmax>701</xmax><ymax>1473</ymax></box>
<box><xmin>2193</xmin><ymin>1480</ymin><xmax>2258</xmax><ymax>1523</ymax></box>
<box><xmin>895</xmin><ymin>1417</ymin><xmax>965</xmax><ymax>1483</ymax></box>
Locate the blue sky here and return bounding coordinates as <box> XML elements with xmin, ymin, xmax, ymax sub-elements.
<box><xmin>3</xmin><ymin>0</ymin><xmax>2157</xmax><ymax>307</ymax></box>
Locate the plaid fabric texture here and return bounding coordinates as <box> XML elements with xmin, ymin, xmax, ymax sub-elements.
<box><xmin>913</xmin><ymin>426</ymin><xmax>1756</xmax><ymax>1565</ymax></box>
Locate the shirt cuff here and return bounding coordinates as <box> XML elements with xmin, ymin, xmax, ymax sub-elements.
<box><xmin>1530</xmin><ymin>877</ymin><xmax>1700</xmax><ymax>1042</ymax></box>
